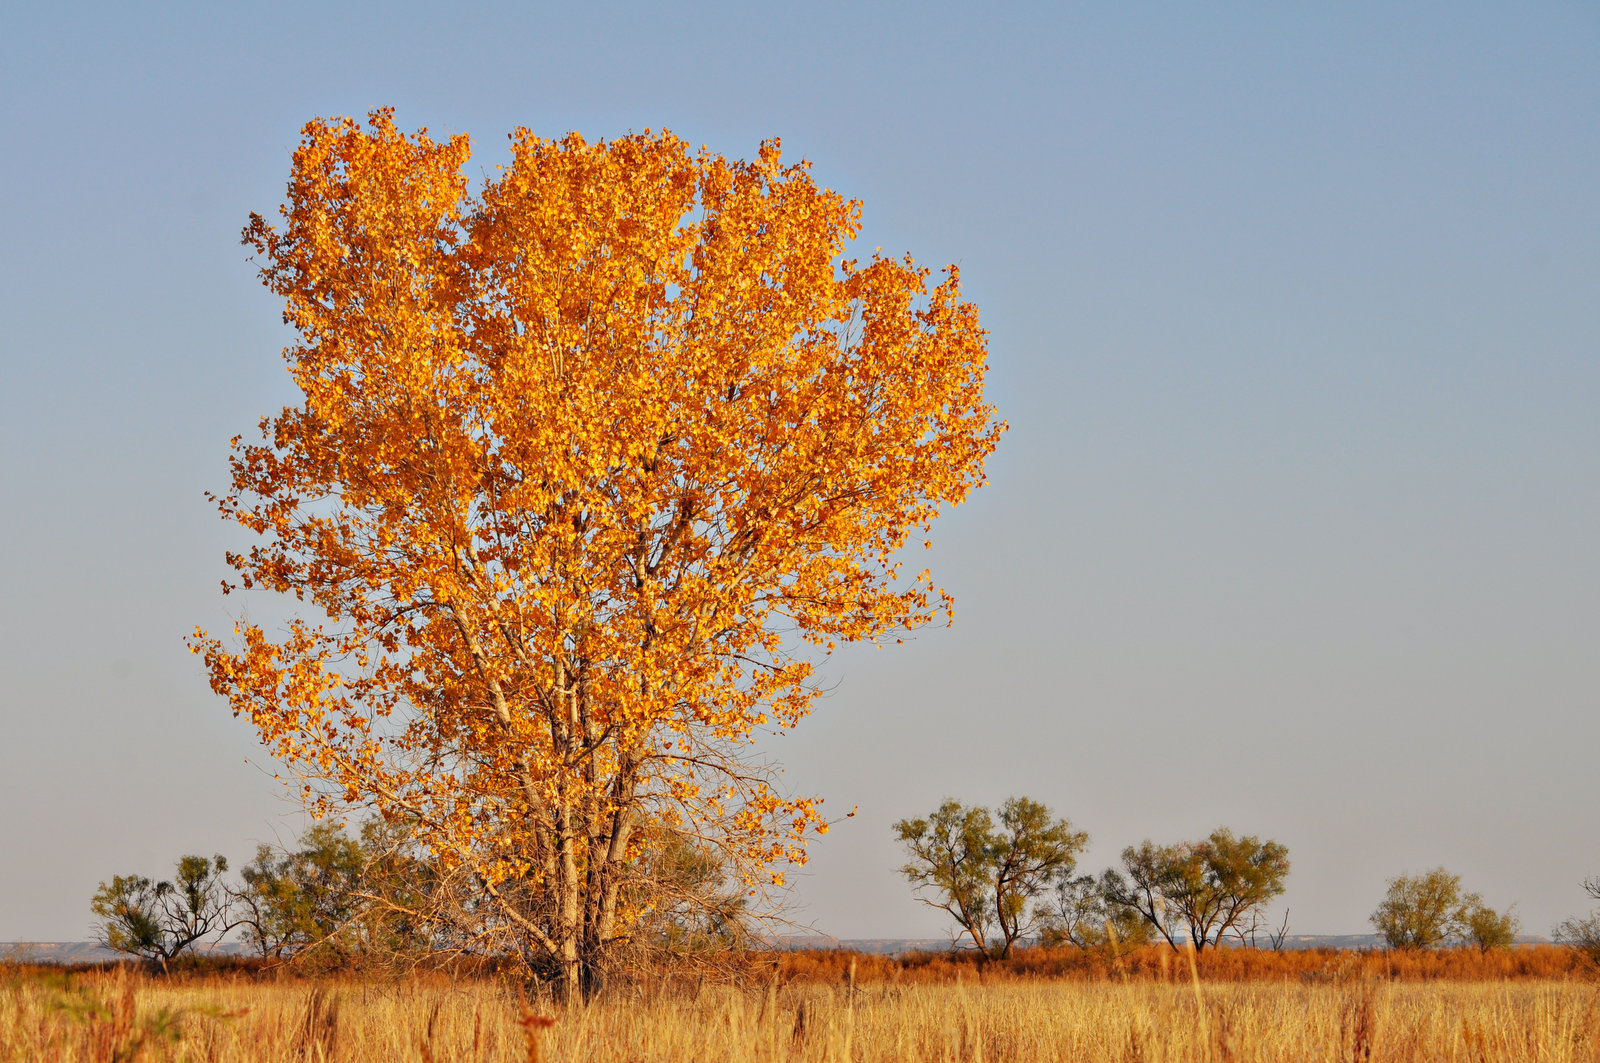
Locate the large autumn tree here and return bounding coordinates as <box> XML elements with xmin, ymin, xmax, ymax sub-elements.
<box><xmin>193</xmin><ymin>110</ymin><xmax>1002</xmax><ymax>997</ymax></box>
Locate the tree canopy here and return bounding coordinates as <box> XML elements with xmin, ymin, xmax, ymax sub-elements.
<box><xmin>894</xmin><ymin>797</ymin><xmax>1087</xmax><ymax>959</ymax></box>
<box><xmin>1370</xmin><ymin>868</ymin><xmax>1516</xmax><ymax>952</ymax></box>
<box><xmin>91</xmin><ymin>855</ymin><xmax>234</xmax><ymax>966</ymax></box>
<box><xmin>1106</xmin><ymin>829</ymin><xmax>1290</xmax><ymax>952</ymax></box>
<box><xmin>192</xmin><ymin>110</ymin><xmax>1002</xmax><ymax>997</ymax></box>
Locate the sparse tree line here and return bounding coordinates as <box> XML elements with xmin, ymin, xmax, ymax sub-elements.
<box><xmin>91</xmin><ymin>819</ymin><xmax>453</xmax><ymax>970</ymax></box>
<box><xmin>895</xmin><ymin>797</ymin><xmax>1598</xmax><ymax>962</ymax></box>
<box><xmin>93</xmin><ymin>799</ymin><xmax>1600</xmax><ymax>974</ymax></box>
<box><xmin>90</xmin><ymin>817</ymin><xmax>750</xmax><ymax>975</ymax></box>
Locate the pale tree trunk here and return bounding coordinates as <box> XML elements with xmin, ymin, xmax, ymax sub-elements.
<box><xmin>556</xmin><ymin>804</ymin><xmax>582</xmax><ymax>1000</ymax></box>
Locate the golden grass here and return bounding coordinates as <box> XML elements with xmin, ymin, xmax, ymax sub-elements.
<box><xmin>6</xmin><ymin>962</ymin><xmax>1600</xmax><ymax>1062</ymax></box>
<box><xmin>780</xmin><ymin>944</ymin><xmax>1592</xmax><ymax>984</ymax></box>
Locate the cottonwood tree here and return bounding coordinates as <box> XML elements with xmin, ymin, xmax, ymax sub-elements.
<box><xmin>192</xmin><ymin>111</ymin><xmax>1002</xmax><ymax>999</ymax></box>
<box><xmin>1105</xmin><ymin>829</ymin><xmax>1290</xmax><ymax>953</ymax></box>
<box><xmin>91</xmin><ymin>855</ymin><xmax>235</xmax><ymax>967</ymax></box>
<box><xmin>895</xmin><ymin>797</ymin><xmax>1087</xmax><ymax>959</ymax></box>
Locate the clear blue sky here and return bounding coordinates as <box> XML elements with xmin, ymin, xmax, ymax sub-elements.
<box><xmin>2</xmin><ymin>1</ymin><xmax>1596</xmax><ymax>942</ymax></box>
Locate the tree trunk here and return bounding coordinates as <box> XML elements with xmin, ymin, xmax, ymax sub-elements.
<box><xmin>555</xmin><ymin>795</ymin><xmax>583</xmax><ymax>1001</ymax></box>
<box><xmin>582</xmin><ymin>754</ymin><xmax>637</xmax><ymax>1000</ymax></box>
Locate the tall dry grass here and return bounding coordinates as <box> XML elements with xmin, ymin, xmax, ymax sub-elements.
<box><xmin>779</xmin><ymin>943</ymin><xmax>1592</xmax><ymax>984</ymax></box>
<box><xmin>5</xmin><ymin>959</ymin><xmax>1600</xmax><ymax>1062</ymax></box>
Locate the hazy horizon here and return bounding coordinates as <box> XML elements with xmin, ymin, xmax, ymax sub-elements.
<box><xmin>2</xmin><ymin>1</ymin><xmax>1596</xmax><ymax>945</ymax></box>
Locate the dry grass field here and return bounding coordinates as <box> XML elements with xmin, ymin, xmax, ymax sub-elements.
<box><xmin>5</xmin><ymin>951</ymin><xmax>1599</xmax><ymax>1062</ymax></box>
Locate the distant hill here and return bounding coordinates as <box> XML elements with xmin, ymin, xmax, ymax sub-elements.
<box><xmin>771</xmin><ymin>934</ymin><xmax>1555</xmax><ymax>954</ymax></box>
<box><xmin>762</xmin><ymin>936</ymin><xmax>952</xmax><ymax>954</ymax></box>
<box><xmin>2</xmin><ymin>942</ymin><xmax>252</xmax><ymax>964</ymax></box>
<box><xmin>5</xmin><ymin>934</ymin><xmax>1554</xmax><ymax>965</ymax></box>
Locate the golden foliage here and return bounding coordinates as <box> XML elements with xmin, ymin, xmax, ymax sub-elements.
<box><xmin>190</xmin><ymin>110</ymin><xmax>1002</xmax><ymax>993</ymax></box>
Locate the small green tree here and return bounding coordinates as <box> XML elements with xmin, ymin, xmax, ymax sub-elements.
<box><xmin>1370</xmin><ymin>868</ymin><xmax>1467</xmax><ymax>949</ymax></box>
<box><xmin>991</xmin><ymin>798</ymin><xmax>1091</xmax><ymax>956</ymax></box>
<box><xmin>230</xmin><ymin>819</ymin><xmax>447</xmax><ymax>968</ymax></box>
<box><xmin>894</xmin><ymin>800</ymin><xmax>999</xmax><ymax>956</ymax></box>
<box><xmin>1105</xmin><ymin>829</ymin><xmax>1290</xmax><ymax>953</ymax></box>
<box><xmin>91</xmin><ymin>855</ymin><xmax>234</xmax><ymax>965</ymax></box>
<box><xmin>234</xmin><ymin>823</ymin><xmax>365</xmax><ymax>959</ymax></box>
<box><xmin>89</xmin><ymin>876</ymin><xmax>166</xmax><ymax>959</ymax></box>
<box><xmin>894</xmin><ymin>797</ymin><xmax>1087</xmax><ymax>960</ymax></box>
<box><xmin>1038</xmin><ymin>870</ymin><xmax>1153</xmax><ymax>951</ymax></box>
<box><xmin>1460</xmin><ymin>895</ymin><xmax>1519</xmax><ymax>954</ymax></box>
